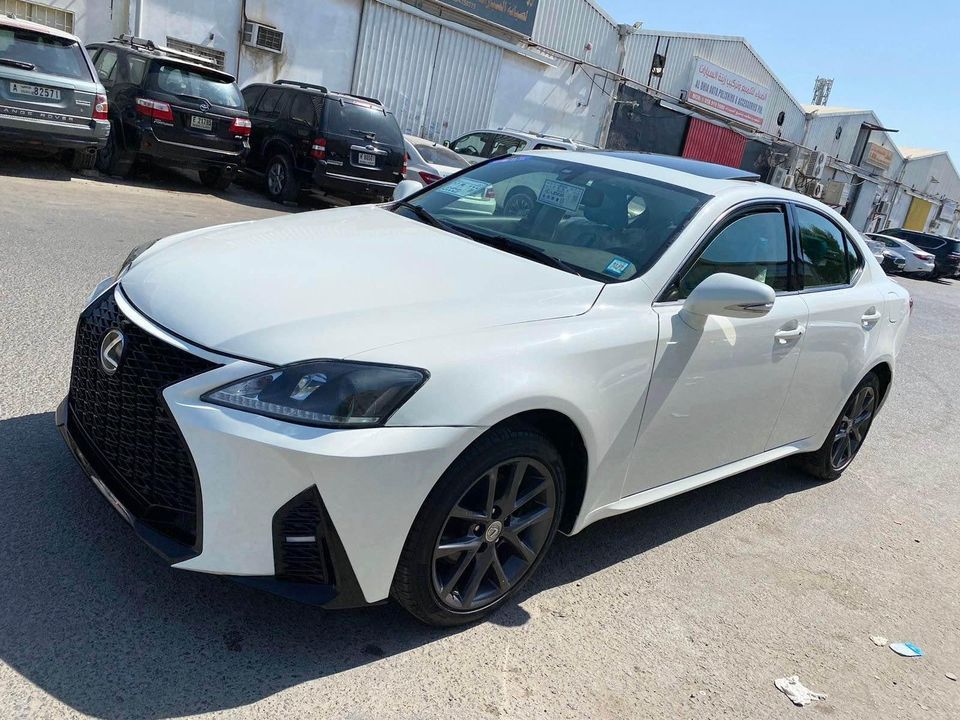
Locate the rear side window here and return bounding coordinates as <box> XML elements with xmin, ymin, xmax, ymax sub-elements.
<box><xmin>671</xmin><ymin>209</ymin><xmax>790</xmax><ymax>300</ymax></box>
<box><xmin>796</xmin><ymin>207</ymin><xmax>857</xmax><ymax>287</ymax></box>
<box><xmin>289</xmin><ymin>93</ymin><xmax>316</xmax><ymax>125</ymax></box>
<box><xmin>127</xmin><ymin>56</ymin><xmax>147</xmax><ymax>84</ymax></box>
<box><xmin>151</xmin><ymin>63</ymin><xmax>244</xmax><ymax>108</ymax></box>
<box><xmin>324</xmin><ymin>100</ymin><xmax>402</xmax><ymax>145</ymax></box>
<box><xmin>491</xmin><ymin>134</ymin><xmax>525</xmax><ymax>156</ymax></box>
<box><xmin>255</xmin><ymin>87</ymin><xmax>284</xmax><ymax>116</ymax></box>
<box><xmin>0</xmin><ymin>28</ymin><xmax>92</xmax><ymax>80</ymax></box>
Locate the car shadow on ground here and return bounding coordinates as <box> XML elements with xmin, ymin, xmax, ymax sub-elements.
<box><xmin>0</xmin><ymin>411</ymin><xmax>816</xmax><ymax>718</ymax></box>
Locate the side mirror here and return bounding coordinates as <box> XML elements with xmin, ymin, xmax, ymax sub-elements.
<box><xmin>679</xmin><ymin>273</ymin><xmax>775</xmax><ymax>329</ymax></box>
<box><xmin>392</xmin><ymin>179</ymin><xmax>424</xmax><ymax>202</ymax></box>
<box><xmin>443</xmin><ymin>140</ymin><xmax>450</xmax><ymax>147</ymax></box>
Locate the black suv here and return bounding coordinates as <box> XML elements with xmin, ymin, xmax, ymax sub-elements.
<box><xmin>85</xmin><ymin>36</ymin><xmax>251</xmax><ymax>190</ymax></box>
<box><xmin>882</xmin><ymin>228</ymin><xmax>960</xmax><ymax>279</ymax></box>
<box><xmin>242</xmin><ymin>80</ymin><xmax>405</xmax><ymax>203</ymax></box>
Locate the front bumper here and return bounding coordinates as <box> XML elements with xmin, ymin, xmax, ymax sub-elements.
<box><xmin>59</xmin><ymin>287</ymin><xmax>483</xmax><ymax>606</ymax></box>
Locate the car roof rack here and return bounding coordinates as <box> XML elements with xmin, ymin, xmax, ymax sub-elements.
<box><xmin>110</xmin><ymin>34</ymin><xmax>220</xmax><ymax>69</ymax></box>
<box><xmin>274</xmin><ymin>79</ymin><xmax>329</xmax><ymax>93</ymax></box>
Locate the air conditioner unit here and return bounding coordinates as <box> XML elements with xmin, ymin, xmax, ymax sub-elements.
<box><xmin>769</xmin><ymin>166</ymin><xmax>788</xmax><ymax>188</ymax></box>
<box><xmin>243</xmin><ymin>21</ymin><xmax>284</xmax><ymax>54</ymax></box>
<box><xmin>813</xmin><ymin>182</ymin><xmax>825</xmax><ymax>199</ymax></box>
<box><xmin>782</xmin><ymin>175</ymin><xmax>796</xmax><ymax>191</ymax></box>
<box><xmin>805</xmin><ymin>151</ymin><xmax>827</xmax><ymax>178</ymax></box>
<box><xmin>821</xmin><ymin>180</ymin><xmax>849</xmax><ymax>206</ymax></box>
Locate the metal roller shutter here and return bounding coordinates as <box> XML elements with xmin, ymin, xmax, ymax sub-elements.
<box><xmin>904</xmin><ymin>196</ymin><xmax>933</xmax><ymax>231</ymax></box>
<box><xmin>682</xmin><ymin>117</ymin><xmax>747</xmax><ymax>169</ymax></box>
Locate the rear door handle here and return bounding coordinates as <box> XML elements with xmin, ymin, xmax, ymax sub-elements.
<box><xmin>861</xmin><ymin>309</ymin><xmax>882</xmax><ymax>326</ymax></box>
<box><xmin>774</xmin><ymin>326</ymin><xmax>804</xmax><ymax>343</ymax></box>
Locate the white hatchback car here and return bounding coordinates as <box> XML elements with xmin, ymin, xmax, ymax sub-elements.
<box><xmin>59</xmin><ymin>151</ymin><xmax>911</xmax><ymax>625</ymax></box>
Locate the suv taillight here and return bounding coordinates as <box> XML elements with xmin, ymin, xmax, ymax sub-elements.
<box><xmin>418</xmin><ymin>171</ymin><xmax>441</xmax><ymax>185</ymax></box>
<box><xmin>135</xmin><ymin>97</ymin><xmax>174</xmax><ymax>122</ymax></box>
<box><xmin>230</xmin><ymin>117</ymin><xmax>252</xmax><ymax>137</ymax></box>
<box><xmin>311</xmin><ymin>138</ymin><xmax>327</xmax><ymax>160</ymax></box>
<box><xmin>93</xmin><ymin>93</ymin><xmax>108</xmax><ymax>121</ymax></box>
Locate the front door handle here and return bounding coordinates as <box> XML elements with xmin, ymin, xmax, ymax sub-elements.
<box><xmin>861</xmin><ymin>308</ymin><xmax>882</xmax><ymax>326</ymax></box>
<box><xmin>774</xmin><ymin>326</ymin><xmax>804</xmax><ymax>344</ymax></box>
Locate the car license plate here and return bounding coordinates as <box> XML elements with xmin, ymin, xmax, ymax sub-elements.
<box><xmin>10</xmin><ymin>82</ymin><xmax>60</xmax><ymax>101</ymax></box>
<box><xmin>358</xmin><ymin>152</ymin><xmax>377</xmax><ymax>167</ymax></box>
<box><xmin>190</xmin><ymin>115</ymin><xmax>214</xmax><ymax>131</ymax></box>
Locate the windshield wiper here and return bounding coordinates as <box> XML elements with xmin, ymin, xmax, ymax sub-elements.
<box><xmin>395</xmin><ymin>201</ymin><xmax>473</xmax><ymax>240</ymax></box>
<box><xmin>467</xmin><ymin>233</ymin><xmax>584</xmax><ymax>277</ymax></box>
<box><xmin>0</xmin><ymin>58</ymin><xmax>36</xmax><ymax>71</ymax></box>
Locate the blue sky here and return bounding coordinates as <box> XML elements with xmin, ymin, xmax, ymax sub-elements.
<box><xmin>602</xmin><ymin>0</ymin><xmax>957</xmax><ymax>160</ymax></box>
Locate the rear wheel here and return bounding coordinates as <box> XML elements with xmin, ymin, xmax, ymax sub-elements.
<box><xmin>67</xmin><ymin>148</ymin><xmax>97</xmax><ymax>171</ymax></box>
<box><xmin>393</xmin><ymin>425</ymin><xmax>564</xmax><ymax>626</ymax></box>
<box><xmin>265</xmin><ymin>153</ymin><xmax>300</xmax><ymax>203</ymax></box>
<box><xmin>199</xmin><ymin>167</ymin><xmax>233</xmax><ymax>191</ymax></box>
<box><xmin>800</xmin><ymin>372</ymin><xmax>880</xmax><ymax>481</ymax></box>
<box><xmin>96</xmin><ymin>125</ymin><xmax>135</xmax><ymax>178</ymax></box>
<box><xmin>501</xmin><ymin>186</ymin><xmax>537</xmax><ymax>219</ymax></box>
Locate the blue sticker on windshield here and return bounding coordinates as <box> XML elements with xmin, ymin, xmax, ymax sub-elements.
<box><xmin>604</xmin><ymin>257</ymin><xmax>632</xmax><ymax>278</ymax></box>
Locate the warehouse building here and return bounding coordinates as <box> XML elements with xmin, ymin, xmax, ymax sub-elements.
<box><xmin>10</xmin><ymin>0</ymin><xmax>960</xmax><ymax>236</ymax></box>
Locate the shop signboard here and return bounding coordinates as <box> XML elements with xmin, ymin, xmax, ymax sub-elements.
<box><xmin>436</xmin><ymin>0</ymin><xmax>539</xmax><ymax>37</ymax></box>
<box><xmin>686</xmin><ymin>57</ymin><xmax>769</xmax><ymax>129</ymax></box>
<box><xmin>865</xmin><ymin>142</ymin><xmax>893</xmax><ymax>171</ymax></box>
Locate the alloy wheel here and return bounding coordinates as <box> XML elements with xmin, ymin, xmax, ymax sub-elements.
<box><xmin>505</xmin><ymin>193</ymin><xmax>535</xmax><ymax>218</ymax></box>
<box><xmin>267</xmin><ymin>161</ymin><xmax>286</xmax><ymax>196</ymax></box>
<box><xmin>830</xmin><ymin>385</ymin><xmax>876</xmax><ymax>470</ymax></box>
<box><xmin>432</xmin><ymin>457</ymin><xmax>556</xmax><ymax>611</ymax></box>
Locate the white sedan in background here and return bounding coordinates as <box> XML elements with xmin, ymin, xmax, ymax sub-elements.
<box><xmin>403</xmin><ymin>135</ymin><xmax>470</xmax><ymax>185</ymax></box>
<box><xmin>867</xmin><ymin>233</ymin><xmax>936</xmax><ymax>276</ymax></box>
<box><xmin>59</xmin><ymin>151</ymin><xmax>911</xmax><ymax>626</ymax></box>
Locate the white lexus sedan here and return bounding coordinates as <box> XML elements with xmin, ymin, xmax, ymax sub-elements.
<box><xmin>58</xmin><ymin>151</ymin><xmax>911</xmax><ymax>626</ymax></box>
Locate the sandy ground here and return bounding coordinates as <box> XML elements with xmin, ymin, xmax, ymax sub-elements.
<box><xmin>1</xmin><ymin>156</ymin><xmax>958</xmax><ymax>719</ymax></box>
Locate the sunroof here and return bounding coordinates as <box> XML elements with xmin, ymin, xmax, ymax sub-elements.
<box><xmin>591</xmin><ymin>151</ymin><xmax>761</xmax><ymax>181</ymax></box>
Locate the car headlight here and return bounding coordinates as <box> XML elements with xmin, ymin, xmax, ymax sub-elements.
<box><xmin>117</xmin><ymin>237</ymin><xmax>161</xmax><ymax>280</ymax></box>
<box><xmin>201</xmin><ymin>360</ymin><xmax>428</xmax><ymax>428</ymax></box>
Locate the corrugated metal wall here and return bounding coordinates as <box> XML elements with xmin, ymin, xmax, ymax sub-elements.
<box><xmin>353</xmin><ymin>1</ymin><xmax>439</xmax><ymax>136</ymax></box>
<box><xmin>422</xmin><ymin>28</ymin><xmax>502</xmax><ymax>141</ymax></box>
<box><xmin>803</xmin><ymin>111</ymin><xmax>903</xmax><ymax>179</ymax></box>
<box><xmin>682</xmin><ymin>118</ymin><xmax>746</xmax><ymax>168</ymax></box>
<box><xmin>532</xmin><ymin>0</ymin><xmax>620</xmax><ymax>71</ymax></box>
<box><xmin>622</xmin><ymin>31</ymin><xmax>806</xmax><ymax>143</ymax></box>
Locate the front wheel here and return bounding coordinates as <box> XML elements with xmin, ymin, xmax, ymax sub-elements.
<box><xmin>392</xmin><ymin>425</ymin><xmax>564</xmax><ymax>626</ymax></box>
<box><xmin>799</xmin><ymin>372</ymin><xmax>880</xmax><ymax>481</ymax></box>
<box><xmin>96</xmin><ymin>124</ymin><xmax>135</xmax><ymax>178</ymax></box>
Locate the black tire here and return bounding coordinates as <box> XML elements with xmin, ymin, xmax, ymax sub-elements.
<box><xmin>199</xmin><ymin>167</ymin><xmax>233</xmax><ymax>191</ymax></box>
<box><xmin>392</xmin><ymin>425</ymin><xmax>565</xmax><ymax>626</ymax></box>
<box><xmin>501</xmin><ymin>186</ymin><xmax>537</xmax><ymax>219</ymax></box>
<box><xmin>264</xmin><ymin>153</ymin><xmax>300</xmax><ymax>203</ymax></box>
<box><xmin>96</xmin><ymin>124</ymin><xmax>135</xmax><ymax>178</ymax></box>
<box><xmin>799</xmin><ymin>372</ymin><xmax>880</xmax><ymax>482</ymax></box>
<box><xmin>68</xmin><ymin>148</ymin><xmax>97</xmax><ymax>171</ymax></box>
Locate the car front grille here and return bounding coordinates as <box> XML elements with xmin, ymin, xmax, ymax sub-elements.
<box><xmin>273</xmin><ymin>487</ymin><xmax>335</xmax><ymax>584</ymax></box>
<box><xmin>68</xmin><ymin>288</ymin><xmax>220</xmax><ymax>548</ymax></box>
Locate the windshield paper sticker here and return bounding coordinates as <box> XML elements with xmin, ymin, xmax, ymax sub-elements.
<box><xmin>436</xmin><ymin>177</ymin><xmax>491</xmax><ymax>199</ymax></box>
<box><xmin>604</xmin><ymin>257</ymin><xmax>632</xmax><ymax>278</ymax></box>
<box><xmin>538</xmin><ymin>180</ymin><xmax>584</xmax><ymax>212</ymax></box>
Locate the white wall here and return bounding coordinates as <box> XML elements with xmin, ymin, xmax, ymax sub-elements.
<box><xmin>490</xmin><ymin>51</ymin><xmax>613</xmax><ymax>145</ymax></box>
<box><xmin>237</xmin><ymin>0</ymin><xmax>360</xmax><ymax>92</ymax></box>
<box><xmin>27</xmin><ymin>0</ymin><xmax>117</xmax><ymax>43</ymax></box>
<box><xmin>134</xmin><ymin>0</ymin><xmax>242</xmax><ymax>73</ymax></box>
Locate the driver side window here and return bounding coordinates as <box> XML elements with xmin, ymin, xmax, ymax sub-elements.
<box><xmin>451</xmin><ymin>133</ymin><xmax>493</xmax><ymax>157</ymax></box>
<box><xmin>670</xmin><ymin>208</ymin><xmax>790</xmax><ymax>300</ymax></box>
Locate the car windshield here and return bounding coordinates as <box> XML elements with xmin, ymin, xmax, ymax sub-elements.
<box><xmin>0</xmin><ymin>27</ymin><xmax>91</xmax><ymax>80</ymax></box>
<box><xmin>395</xmin><ymin>155</ymin><xmax>709</xmax><ymax>282</ymax></box>
<box><xmin>416</xmin><ymin>143</ymin><xmax>469</xmax><ymax>168</ymax></box>
<box><xmin>151</xmin><ymin>63</ymin><xmax>244</xmax><ymax>108</ymax></box>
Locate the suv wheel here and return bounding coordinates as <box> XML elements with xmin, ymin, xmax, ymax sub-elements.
<box><xmin>96</xmin><ymin>125</ymin><xmax>135</xmax><ymax>178</ymax></box>
<box><xmin>199</xmin><ymin>167</ymin><xmax>233</xmax><ymax>192</ymax></box>
<box><xmin>265</xmin><ymin>153</ymin><xmax>300</xmax><ymax>203</ymax></box>
<box><xmin>67</xmin><ymin>148</ymin><xmax>97</xmax><ymax>172</ymax></box>
<box><xmin>800</xmin><ymin>372</ymin><xmax>880</xmax><ymax>481</ymax></box>
<box><xmin>392</xmin><ymin>425</ymin><xmax>564</xmax><ymax>626</ymax></box>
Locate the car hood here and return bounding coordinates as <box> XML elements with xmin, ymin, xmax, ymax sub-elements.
<box><xmin>121</xmin><ymin>205</ymin><xmax>602</xmax><ymax>364</ymax></box>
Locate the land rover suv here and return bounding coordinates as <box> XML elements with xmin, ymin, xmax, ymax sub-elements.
<box><xmin>86</xmin><ymin>36</ymin><xmax>251</xmax><ymax>190</ymax></box>
<box><xmin>0</xmin><ymin>15</ymin><xmax>109</xmax><ymax>170</ymax></box>
<box><xmin>242</xmin><ymin>80</ymin><xmax>405</xmax><ymax>204</ymax></box>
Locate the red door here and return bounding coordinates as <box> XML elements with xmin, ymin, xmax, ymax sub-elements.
<box><xmin>682</xmin><ymin>118</ymin><xmax>746</xmax><ymax>168</ymax></box>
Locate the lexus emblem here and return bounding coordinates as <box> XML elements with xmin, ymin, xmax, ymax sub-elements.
<box><xmin>99</xmin><ymin>329</ymin><xmax>125</xmax><ymax>375</ymax></box>
<box><xmin>199</xmin><ymin>99</ymin><xmax>211</xmax><ymax>112</ymax></box>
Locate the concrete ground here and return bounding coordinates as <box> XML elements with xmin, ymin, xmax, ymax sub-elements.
<box><xmin>1</xmin><ymin>156</ymin><xmax>958</xmax><ymax>720</ymax></box>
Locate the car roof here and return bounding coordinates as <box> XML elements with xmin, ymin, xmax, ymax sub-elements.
<box><xmin>593</xmin><ymin>151</ymin><xmax>761</xmax><ymax>181</ymax></box>
<box><xmin>1</xmin><ymin>14</ymin><xmax>80</xmax><ymax>42</ymax></box>
<box><xmin>457</xmin><ymin>128</ymin><xmax>585</xmax><ymax>147</ymax></box>
<box><xmin>404</xmin><ymin>134</ymin><xmax>445</xmax><ymax>147</ymax></box>
<box><xmin>89</xmin><ymin>39</ymin><xmax>235</xmax><ymax>79</ymax></box>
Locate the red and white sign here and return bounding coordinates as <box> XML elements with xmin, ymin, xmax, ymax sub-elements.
<box><xmin>686</xmin><ymin>57</ymin><xmax>769</xmax><ymax>129</ymax></box>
